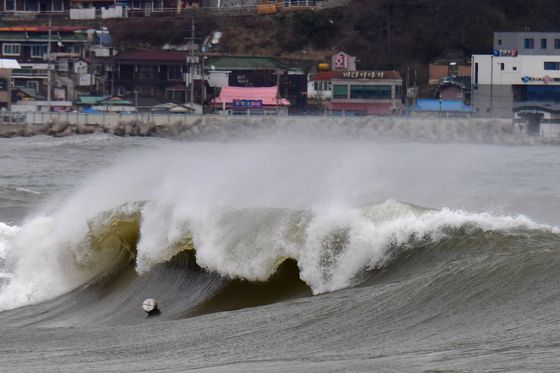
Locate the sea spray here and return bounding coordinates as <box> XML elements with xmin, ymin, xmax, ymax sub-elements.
<box><xmin>1</xmin><ymin>141</ymin><xmax>559</xmax><ymax>310</ymax></box>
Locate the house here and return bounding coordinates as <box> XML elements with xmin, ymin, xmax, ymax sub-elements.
<box><xmin>205</xmin><ymin>55</ymin><xmax>310</xmax><ymax>110</ymax></box>
<box><xmin>0</xmin><ymin>59</ymin><xmax>21</xmax><ymax>110</ymax></box>
<box><xmin>0</xmin><ymin>26</ymin><xmax>113</xmax><ymax>102</ymax></box>
<box><xmin>438</xmin><ymin>76</ymin><xmax>471</xmax><ymax>102</ymax></box>
<box><xmin>307</xmin><ymin>70</ymin><xmax>403</xmax><ymax>115</ymax></box>
<box><xmin>111</xmin><ymin>50</ymin><xmax>190</xmax><ymax>104</ymax></box>
<box><xmin>329</xmin><ymin>71</ymin><xmax>403</xmax><ymax>115</ymax></box>
<box><xmin>0</xmin><ymin>0</ymin><xmax>69</xmax><ymax>13</ymax></box>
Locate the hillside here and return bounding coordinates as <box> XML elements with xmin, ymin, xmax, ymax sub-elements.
<box><xmin>5</xmin><ymin>0</ymin><xmax>560</xmax><ymax>85</ymax></box>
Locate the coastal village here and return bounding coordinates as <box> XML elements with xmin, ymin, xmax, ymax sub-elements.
<box><xmin>0</xmin><ymin>1</ymin><xmax>559</xmax><ymax>138</ymax></box>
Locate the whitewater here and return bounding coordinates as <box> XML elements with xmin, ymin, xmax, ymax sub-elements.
<box><xmin>1</xmin><ymin>130</ymin><xmax>560</xmax><ymax>372</ymax></box>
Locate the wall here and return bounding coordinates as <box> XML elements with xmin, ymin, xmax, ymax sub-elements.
<box><xmin>472</xmin><ymin>54</ymin><xmax>560</xmax><ymax>85</ymax></box>
<box><xmin>494</xmin><ymin>32</ymin><xmax>560</xmax><ymax>56</ymax></box>
<box><xmin>0</xmin><ymin>69</ymin><xmax>11</xmax><ymax>109</ymax></box>
<box><xmin>471</xmin><ymin>84</ymin><xmax>513</xmax><ymax>118</ymax></box>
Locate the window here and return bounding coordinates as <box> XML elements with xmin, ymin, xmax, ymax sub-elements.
<box><xmin>544</xmin><ymin>62</ymin><xmax>560</xmax><ymax>70</ymax></box>
<box><xmin>497</xmin><ymin>39</ymin><xmax>502</xmax><ymax>45</ymax></box>
<box><xmin>167</xmin><ymin>65</ymin><xmax>182</xmax><ymax>80</ymax></box>
<box><xmin>2</xmin><ymin>43</ymin><xmax>20</xmax><ymax>56</ymax></box>
<box><xmin>555</xmin><ymin>39</ymin><xmax>560</xmax><ymax>49</ymax></box>
<box><xmin>26</xmin><ymin>81</ymin><xmax>39</xmax><ymax>92</ymax></box>
<box><xmin>513</xmin><ymin>66</ymin><xmax>517</xmax><ymax>71</ymax></box>
<box><xmin>350</xmin><ymin>85</ymin><xmax>392</xmax><ymax>100</ymax></box>
<box><xmin>500</xmin><ymin>63</ymin><xmax>505</xmax><ymax>71</ymax></box>
<box><xmin>4</xmin><ymin>0</ymin><xmax>15</xmax><ymax>11</ymax></box>
<box><xmin>474</xmin><ymin>63</ymin><xmax>479</xmax><ymax>84</ymax></box>
<box><xmin>31</xmin><ymin>45</ymin><xmax>47</xmax><ymax>58</ymax></box>
<box><xmin>541</xmin><ymin>38</ymin><xmax>547</xmax><ymax>49</ymax></box>
<box><xmin>313</xmin><ymin>81</ymin><xmax>331</xmax><ymax>91</ymax></box>
<box><xmin>524</xmin><ymin>38</ymin><xmax>534</xmax><ymax>49</ymax></box>
<box><xmin>24</xmin><ymin>0</ymin><xmax>38</xmax><ymax>11</ymax></box>
<box><xmin>53</xmin><ymin>0</ymin><xmax>63</xmax><ymax>11</ymax></box>
<box><xmin>137</xmin><ymin>65</ymin><xmax>154</xmax><ymax>79</ymax></box>
<box><xmin>333</xmin><ymin>85</ymin><xmax>348</xmax><ymax>99</ymax></box>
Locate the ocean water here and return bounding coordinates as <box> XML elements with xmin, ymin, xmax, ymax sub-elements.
<box><xmin>1</xmin><ymin>129</ymin><xmax>560</xmax><ymax>371</ymax></box>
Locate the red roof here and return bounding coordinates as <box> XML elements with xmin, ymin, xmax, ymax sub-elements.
<box><xmin>310</xmin><ymin>70</ymin><xmax>402</xmax><ymax>81</ymax></box>
<box><xmin>114</xmin><ymin>50</ymin><xmax>188</xmax><ymax>63</ymax></box>
<box><xmin>329</xmin><ymin>102</ymin><xmax>393</xmax><ymax>115</ymax></box>
<box><xmin>215</xmin><ymin>86</ymin><xmax>290</xmax><ymax>106</ymax></box>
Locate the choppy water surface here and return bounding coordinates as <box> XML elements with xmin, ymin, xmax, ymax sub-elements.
<box><xmin>1</xmin><ymin>129</ymin><xmax>560</xmax><ymax>372</ymax></box>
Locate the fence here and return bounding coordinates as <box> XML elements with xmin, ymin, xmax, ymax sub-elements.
<box><xmin>0</xmin><ymin>5</ymin><xmax>259</xmax><ymax>20</ymax></box>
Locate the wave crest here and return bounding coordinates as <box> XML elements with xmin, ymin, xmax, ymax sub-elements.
<box><xmin>1</xmin><ymin>199</ymin><xmax>557</xmax><ymax>311</ymax></box>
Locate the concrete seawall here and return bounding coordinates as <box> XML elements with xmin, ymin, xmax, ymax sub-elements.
<box><xmin>0</xmin><ymin>115</ymin><xmax>545</xmax><ymax>145</ymax></box>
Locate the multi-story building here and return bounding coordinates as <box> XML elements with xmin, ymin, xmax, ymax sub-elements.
<box><xmin>307</xmin><ymin>51</ymin><xmax>403</xmax><ymax>115</ymax></box>
<box><xmin>0</xmin><ymin>26</ymin><xmax>114</xmax><ymax>104</ymax></box>
<box><xmin>0</xmin><ymin>0</ymin><xmax>68</xmax><ymax>13</ymax></box>
<box><xmin>111</xmin><ymin>50</ymin><xmax>190</xmax><ymax>104</ymax></box>
<box><xmin>472</xmin><ymin>32</ymin><xmax>560</xmax><ymax>135</ymax></box>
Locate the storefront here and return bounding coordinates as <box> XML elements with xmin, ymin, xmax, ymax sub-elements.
<box><xmin>307</xmin><ymin>70</ymin><xmax>403</xmax><ymax>115</ymax></box>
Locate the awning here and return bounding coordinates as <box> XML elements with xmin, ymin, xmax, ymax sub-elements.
<box><xmin>214</xmin><ymin>86</ymin><xmax>290</xmax><ymax>106</ymax></box>
<box><xmin>329</xmin><ymin>102</ymin><xmax>393</xmax><ymax>114</ymax></box>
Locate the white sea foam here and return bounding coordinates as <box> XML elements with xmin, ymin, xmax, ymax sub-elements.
<box><xmin>1</xmin><ymin>141</ymin><xmax>558</xmax><ymax>310</ymax></box>
<box><xmin>15</xmin><ymin>187</ymin><xmax>41</xmax><ymax>195</ymax></box>
<box><xmin>0</xmin><ymin>222</ymin><xmax>20</xmax><ymax>259</ymax></box>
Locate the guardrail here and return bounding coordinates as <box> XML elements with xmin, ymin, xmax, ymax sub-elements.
<box><xmin>0</xmin><ymin>5</ymin><xmax>262</xmax><ymax>20</ymax></box>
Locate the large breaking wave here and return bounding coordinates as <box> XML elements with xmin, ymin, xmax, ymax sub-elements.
<box><xmin>0</xmin><ymin>199</ymin><xmax>557</xmax><ymax>314</ymax></box>
<box><xmin>0</xmin><ymin>141</ymin><xmax>558</xmax><ymax>320</ymax></box>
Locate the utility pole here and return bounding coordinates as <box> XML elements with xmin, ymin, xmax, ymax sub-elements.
<box><xmin>47</xmin><ymin>17</ymin><xmax>52</xmax><ymax>112</ymax></box>
<box><xmin>189</xmin><ymin>17</ymin><xmax>195</xmax><ymax>109</ymax></box>
<box><xmin>276</xmin><ymin>69</ymin><xmax>280</xmax><ymax>113</ymax></box>
<box><xmin>406</xmin><ymin>66</ymin><xmax>410</xmax><ymax>108</ymax></box>
<box><xmin>490</xmin><ymin>55</ymin><xmax>494</xmax><ymax>117</ymax></box>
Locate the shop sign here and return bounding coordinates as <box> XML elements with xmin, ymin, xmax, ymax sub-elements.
<box><xmin>341</xmin><ymin>71</ymin><xmax>385</xmax><ymax>79</ymax></box>
<box><xmin>333</xmin><ymin>52</ymin><xmax>348</xmax><ymax>69</ymax></box>
<box><xmin>521</xmin><ymin>75</ymin><xmax>559</xmax><ymax>84</ymax></box>
<box><xmin>493</xmin><ymin>48</ymin><xmax>518</xmax><ymax>57</ymax></box>
<box><xmin>232</xmin><ymin>99</ymin><xmax>262</xmax><ymax>108</ymax></box>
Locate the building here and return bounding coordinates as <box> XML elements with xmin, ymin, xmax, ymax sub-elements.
<box><xmin>306</xmin><ymin>51</ymin><xmax>403</xmax><ymax>115</ymax></box>
<box><xmin>0</xmin><ymin>0</ymin><xmax>68</xmax><ymax>13</ymax></box>
<box><xmin>493</xmin><ymin>32</ymin><xmax>560</xmax><ymax>56</ymax></box>
<box><xmin>472</xmin><ymin>32</ymin><xmax>560</xmax><ymax>117</ymax></box>
<box><xmin>205</xmin><ymin>55</ymin><xmax>310</xmax><ymax>110</ymax></box>
<box><xmin>111</xmin><ymin>50</ymin><xmax>190</xmax><ymax>104</ymax></box>
<box><xmin>307</xmin><ymin>70</ymin><xmax>403</xmax><ymax>115</ymax></box>
<box><xmin>0</xmin><ymin>26</ymin><xmax>114</xmax><ymax>104</ymax></box>
<box><xmin>0</xmin><ymin>59</ymin><xmax>21</xmax><ymax>110</ymax></box>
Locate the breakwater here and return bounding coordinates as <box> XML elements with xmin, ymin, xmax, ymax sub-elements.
<box><xmin>0</xmin><ymin>115</ymin><xmax>542</xmax><ymax>145</ymax></box>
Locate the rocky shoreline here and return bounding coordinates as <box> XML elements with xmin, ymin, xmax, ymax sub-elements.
<box><xmin>0</xmin><ymin>116</ymin><xmax>552</xmax><ymax>145</ymax></box>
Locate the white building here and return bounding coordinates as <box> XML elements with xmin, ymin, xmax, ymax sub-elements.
<box><xmin>472</xmin><ymin>32</ymin><xmax>560</xmax><ymax>137</ymax></box>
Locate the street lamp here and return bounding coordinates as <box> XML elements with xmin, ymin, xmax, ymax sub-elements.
<box><xmin>449</xmin><ymin>61</ymin><xmax>457</xmax><ymax>81</ymax></box>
